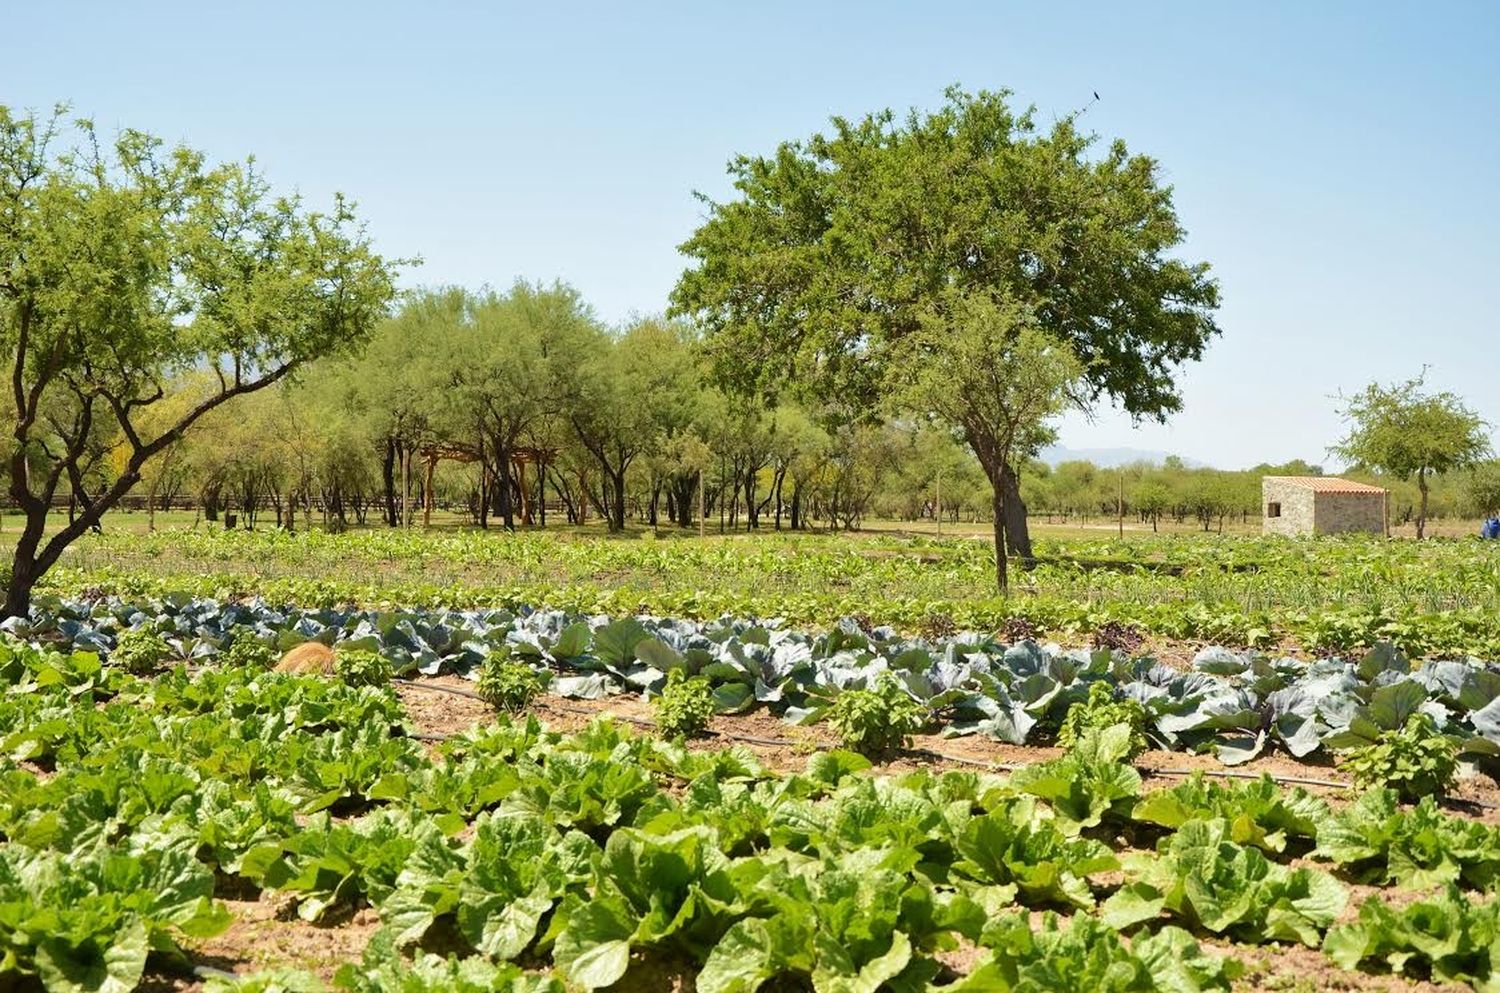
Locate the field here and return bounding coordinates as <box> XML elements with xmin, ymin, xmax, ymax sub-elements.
<box><xmin>5</xmin><ymin>522</ymin><xmax>1500</xmax><ymax>992</ymax></box>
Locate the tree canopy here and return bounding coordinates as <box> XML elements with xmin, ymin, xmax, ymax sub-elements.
<box><xmin>0</xmin><ymin>105</ymin><xmax>400</xmax><ymax>615</ymax></box>
<box><xmin>670</xmin><ymin>86</ymin><xmax>1218</xmax><ymax>587</ymax></box>
<box><xmin>1331</xmin><ymin>373</ymin><xmax>1491</xmax><ymax>538</ymax></box>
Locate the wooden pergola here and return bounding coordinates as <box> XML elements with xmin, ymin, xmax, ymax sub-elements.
<box><xmin>419</xmin><ymin>442</ymin><xmax>558</xmax><ymax>526</ymax></box>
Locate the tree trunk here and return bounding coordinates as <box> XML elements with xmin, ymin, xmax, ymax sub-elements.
<box><xmin>1000</xmin><ymin>463</ymin><xmax>1033</xmax><ymax>567</ymax></box>
<box><xmin>610</xmin><ymin>471</ymin><xmax>627</xmax><ymax>532</ymax></box>
<box><xmin>989</xmin><ymin>475</ymin><xmax>1009</xmax><ymax>594</ymax></box>
<box><xmin>1417</xmin><ymin>469</ymin><xmax>1429</xmax><ymax>540</ymax></box>
<box><xmin>382</xmin><ymin>437</ymin><xmax>399</xmax><ymax>527</ymax></box>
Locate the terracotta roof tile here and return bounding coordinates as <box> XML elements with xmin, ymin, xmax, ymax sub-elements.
<box><xmin>1263</xmin><ymin>476</ymin><xmax>1386</xmax><ymax>494</ymax></box>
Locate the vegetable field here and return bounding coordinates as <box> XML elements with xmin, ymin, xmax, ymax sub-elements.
<box><xmin>4</xmin><ymin>528</ymin><xmax>1500</xmax><ymax>991</ymax></box>
<box><xmin>42</xmin><ymin>526</ymin><xmax>1500</xmax><ymax>657</ymax></box>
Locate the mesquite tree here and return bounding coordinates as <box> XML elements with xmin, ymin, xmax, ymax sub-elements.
<box><xmin>1332</xmin><ymin>374</ymin><xmax>1490</xmax><ymax>538</ymax></box>
<box><xmin>0</xmin><ymin>106</ymin><xmax>398</xmax><ymax>617</ymax></box>
<box><xmin>671</xmin><ymin>87</ymin><xmax>1219</xmax><ymax>585</ymax></box>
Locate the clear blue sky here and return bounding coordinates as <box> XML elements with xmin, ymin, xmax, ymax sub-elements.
<box><xmin>6</xmin><ymin>1</ymin><xmax>1497</xmax><ymax>469</ymax></box>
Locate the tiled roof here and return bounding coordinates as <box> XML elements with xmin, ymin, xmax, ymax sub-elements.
<box><xmin>1263</xmin><ymin>476</ymin><xmax>1386</xmax><ymax>494</ymax></box>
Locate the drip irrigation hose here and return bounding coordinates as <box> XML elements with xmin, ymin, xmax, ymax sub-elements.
<box><xmin>389</xmin><ymin>678</ymin><xmax>1500</xmax><ymax>811</ymax></box>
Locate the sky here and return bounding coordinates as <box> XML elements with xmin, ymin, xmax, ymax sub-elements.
<box><xmin>5</xmin><ymin>1</ymin><xmax>1498</xmax><ymax>470</ymax></box>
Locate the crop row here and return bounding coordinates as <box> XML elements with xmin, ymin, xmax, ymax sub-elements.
<box><xmin>2</xmin><ymin>644</ymin><xmax>1499</xmax><ymax>991</ymax></box>
<box><xmin>9</xmin><ymin>594</ymin><xmax>1500</xmax><ymax>767</ymax></box>
<box><xmin>37</xmin><ymin>556</ymin><xmax>1500</xmax><ymax>660</ymax></box>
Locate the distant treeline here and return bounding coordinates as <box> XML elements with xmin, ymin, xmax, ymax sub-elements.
<box><xmin>29</xmin><ymin>284</ymin><xmax>1499</xmax><ymax>535</ymax></box>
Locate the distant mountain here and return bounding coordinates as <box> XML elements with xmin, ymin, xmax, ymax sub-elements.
<box><xmin>1038</xmin><ymin>445</ymin><xmax>1209</xmax><ymax>469</ymax></box>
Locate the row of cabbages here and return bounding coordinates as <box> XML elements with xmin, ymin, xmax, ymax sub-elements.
<box><xmin>7</xmin><ymin>594</ymin><xmax>1499</xmax><ymax>765</ymax></box>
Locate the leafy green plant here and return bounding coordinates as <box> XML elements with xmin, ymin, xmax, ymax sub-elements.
<box><xmin>1314</xmin><ymin>789</ymin><xmax>1500</xmax><ymax>890</ymax></box>
<box><xmin>475</xmin><ymin>651</ymin><xmax>547</xmax><ymax>712</ymax></box>
<box><xmin>1131</xmin><ymin>773</ymin><xmax>1328</xmax><ymax>854</ymax></box>
<box><xmin>652</xmin><ymin>669</ymin><xmax>715</xmax><ymax>739</ymax></box>
<box><xmin>1102</xmin><ymin>818</ymin><xmax>1347</xmax><ymax>946</ymax></box>
<box><xmin>974</xmin><ymin>913</ymin><xmax>1240</xmax><ymax>992</ymax></box>
<box><xmin>112</xmin><ymin>627</ymin><xmax>173</xmax><ymax>675</ymax></box>
<box><xmin>1344</xmin><ymin>713</ymin><xmax>1458</xmax><ymax>801</ymax></box>
<box><xmin>1057</xmin><ymin>681</ymin><xmax>1148</xmax><ymax>756</ymax></box>
<box><xmin>1011</xmin><ymin>724</ymin><xmax>1143</xmax><ymax>835</ymax></box>
<box><xmin>334</xmin><ymin>649</ymin><xmax>392</xmax><ymax>688</ymax></box>
<box><xmin>1323</xmin><ymin>886</ymin><xmax>1500</xmax><ymax>988</ymax></box>
<box><xmin>221</xmin><ymin>636</ymin><xmax>277</xmax><ymax>670</ymax></box>
<box><xmin>827</xmin><ymin>673</ymin><xmax>927</xmax><ymax>756</ymax></box>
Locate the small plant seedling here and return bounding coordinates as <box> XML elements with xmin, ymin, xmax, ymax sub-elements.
<box><xmin>828</xmin><ymin>673</ymin><xmax>928</xmax><ymax>757</ymax></box>
<box><xmin>335</xmin><ymin>649</ymin><xmax>393</xmax><ymax>688</ymax></box>
<box><xmin>652</xmin><ymin>669</ymin><xmax>715</xmax><ymax>740</ymax></box>
<box><xmin>1344</xmin><ymin>713</ymin><xmax>1458</xmax><ymax>802</ymax></box>
<box><xmin>476</xmin><ymin>651</ymin><xmax>548</xmax><ymax>712</ymax></box>
<box><xmin>112</xmin><ymin>628</ymin><xmax>173</xmax><ymax>675</ymax></box>
<box><xmin>1057</xmin><ymin>681</ymin><xmax>1149</xmax><ymax>758</ymax></box>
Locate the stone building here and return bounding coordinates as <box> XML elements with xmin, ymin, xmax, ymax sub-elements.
<box><xmin>1262</xmin><ymin>476</ymin><xmax>1387</xmax><ymax>536</ymax></box>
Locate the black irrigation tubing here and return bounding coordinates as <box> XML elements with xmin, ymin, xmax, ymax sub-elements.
<box><xmin>390</xmin><ymin>678</ymin><xmax>1500</xmax><ymax>810</ymax></box>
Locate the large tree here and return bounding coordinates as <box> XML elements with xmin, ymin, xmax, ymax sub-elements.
<box><xmin>1331</xmin><ymin>373</ymin><xmax>1490</xmax><ymax>538</ymax></box>
<box><xmin>670</xmin><ymin>86</ymin><xmax>1220</xmax><ymax>565</ymax></box>
<box><xmin>0</xmin><ymin>106</ymin><xmax>398</xmax><ymax>617</ymax></box>
<box><xmin>890</xmin><ymin>289</ymin><xmax>1084</xmax><ymax>589</ymax></box>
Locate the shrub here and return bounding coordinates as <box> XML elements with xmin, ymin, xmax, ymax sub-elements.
<box><xmin>221</xmin><ymin>636</ymin><xmax>276</xmax><ymax>670</ymax></box>
<box><xmin>1057</xmin><ymin>681</ymin><xmax>1148</xmax><ymax>757</ymax></box>
<box><xmin>1344</xmin><ymin>714</ymin><xmax>1458</xmax><ymax>802</ymax></box>
<box><xmin>652</xmin><ymin>669</ymin><xmax>715</xmax><ymax>740</ymax></box>
<box><xmin>476</xmin><ymin>651</ymin><xmax>547</xmax><ymax>712</ymax></box>
<box><xmin>335</xmin><ymin>649</ymin><xmax>392</xmax><ymax>688</ymax></box>
<box><xmin>112</xmin><ymin>628</ymin><xmax>173</xmax><ymax>675</ymax></box>
<box><xmin>828</xmin><ymin>673</ymin><xmax>927</xmax><ymax>756</ymax></box>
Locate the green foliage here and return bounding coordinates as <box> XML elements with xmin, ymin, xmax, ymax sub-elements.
<box><xmin>1131</xmin><ymin>773</ymin><xmax>1328</xmax><ymax>854</ymax></box>
<box><xmin>221</xmin><ymin>636</ymin><xmax>277</xmax><ymax>670</ymax></box>
<box><xmin>475</xmin><ymin>651</ymin><xmax>547</xmax><ymax>712</ymax></box>
<box><xmin>1323</xmin><ymin>886</ymin><xmax>1500</xmax><ymax>988</ymax></box>
<box><xmin>1344</xmin><ymin>714</ymin><xmax>1458</xmax><ymax>801</ymax></box>
<box><xmin>0</xmin><ymin>104</ymin><xmax>400</xmax><ymax>615</ymax></box>
<box><xmin>111</xmin><ymin>627</ymin><xmax>173</xmax><ymax>675</ymax></box>
<box><xmin>652</xmin><ymin>669</ymin><xmax>715</xmax><ymax>740</ymax></box>
<box><xmin>973</xmin><ymin>914</ymin><xmax>1240</xmax><ymax>992</ymax></box>
<box><xmin>827</xmin><ymin>673</ymin><xmax>928</xmax><ymax>756</ymax></box>
<box><xmin>671</xmin><ymin>86</ymin><xmax>1220</xmax><ymax>421</ymax></box>
<box><xmin>1332</xmin><ymin>373</ymin><xmax>1490</xmax><ymax>536</ymax></box>
<box><xmin>1011</xmin><ymin>724</ymin><xmax>1143</xmax><ymax>835</ymax></box>
<box><xmin>335</xmin><ymin>649</ymin><xmax>393</xmax><ymax>688</ymax></box>
<box><xmin>1102</xmin><ymin>818</ymin><xmax>1347</xmax><ymax>946</ymax></box>
<box><xmin>1315</xmin><ymin>789</ymin><xmax>1500</xmax><ymax>890</ymax></box>
<box><xmin>1057</xmin><ymin>681</ymin><xmax>1148</xmax><ymax>756</ymax></box>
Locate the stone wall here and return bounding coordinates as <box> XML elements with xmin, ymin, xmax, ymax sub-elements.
<box><xmin>1313</xmin><ymin>492</ymin><xmax>1386</xmax><ymax>535</ymax></box>
<box><xmin>1262</xmin><ymin>478</ymin><xmax>1316</xmax><ymax>536</ymax></box>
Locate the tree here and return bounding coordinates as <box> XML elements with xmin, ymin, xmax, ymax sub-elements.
<box><xmin>890</xmin><ymin>290</ymin><xmax>1083</xmax><ymax>590</ymax></box>
<box><xmin>0</xmin><ymin>106</ymin><xmax>397</xmax><ymax>617</ymax></box>
<box><xmin>671</xmin><ymin>87</ymin><xmax>1219</xmax><ymax>564</ymax></box>
<box><xmin>569</xmin><ymin>318</ymin><xmax>697</xmax><ymax>531</ymax></box>
<box><xmin>1331</xmin><ymin>374</ymin><xmax>1490</xmax><ymax>539</ymax></box>
<box><xmin>1465</xmin><ymin>461</ymin><xmax>1500</xmax><ymax>519</ymax></box>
